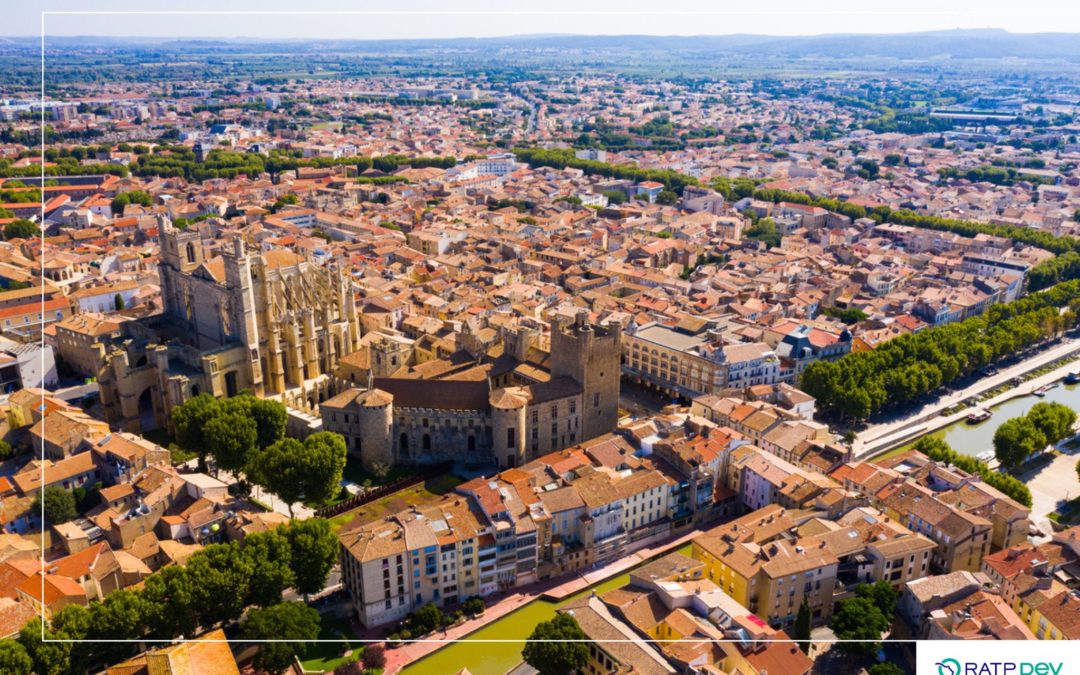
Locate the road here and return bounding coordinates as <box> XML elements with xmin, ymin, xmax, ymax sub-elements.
<box><xmin>855</xmin><ymin>337</ymin><xmax>1080</xmax><ymax>458</ymax></box>
<box><xmin>1018</xmin><ymin>439</ymin><xmax>1080</xmax><ymax>542</ymax></box>
<box><xmin>619</xmin><ymin>378</ymin><xmax>673</xmax><ymax>418</ymax></box>
<box><xmin>198</xmin><ymin>463</ymin><xmax>316</xmax><ymax>520</ymax></box>
<box><xmin>48</xmin><ymin>381</ymin><xmax>99</xmax><ymax>402</ymax></box>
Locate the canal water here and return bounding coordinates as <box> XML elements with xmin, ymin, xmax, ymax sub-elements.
<box><xmin>901</xmin><ymin>379</ymin><xmax>1080</xmax><ymax>457</ymax></box>
<box><xmin>400</xmin><ymin>543</ymin><xmax>693</xmax><ymax>675</ymax></box>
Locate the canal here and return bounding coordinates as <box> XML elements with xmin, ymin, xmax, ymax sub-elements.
<box><xmin>898</xmin><ymin>379</ymin><xmax>1080</xmax><ymax>457</ymax></box>
<box><xmin>400</xmin><ymin>543</ymin><xmax>694</xmax><ymax>675</ymax></box>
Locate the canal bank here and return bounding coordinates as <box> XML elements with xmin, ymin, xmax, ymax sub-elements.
<box><xmin>859</xmin><ymin>350</ymin><xmax>1080</xmax><ymax>459</ymax></box>
<box><xmin>868</xmin><ymin>372</ymin><xmax>1080</xmax><ymax>546</ymax></box>
<box><xmin>886</xmin><ymin>378</ymin><xmax>1080</xmax><ymax>459</ymax></box>
<box><xmin>396</xmin><ymin>543</ymin><xmax>694</xmax><ymax>675</ymax></box>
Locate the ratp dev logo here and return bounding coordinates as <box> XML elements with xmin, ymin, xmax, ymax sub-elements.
<box><xmin>938</xmin><ymin>658</ymin><xmax>962</xmax><ymax>675</ymax></box>
<box><xmin>933</xmin><ymin>658</ymin><xmax>1063</xmax><ymax>675</ymax></box>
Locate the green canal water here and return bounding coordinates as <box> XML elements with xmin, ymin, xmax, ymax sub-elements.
<box><xmin>899</xmin><ymin>379</ymin><xmax>1080</xmax><ymax>457</ymax></box>
<box><xmin>400</xmin><ymin>543</ymin><xmax>693</xmax><ymax>675</ymax></box>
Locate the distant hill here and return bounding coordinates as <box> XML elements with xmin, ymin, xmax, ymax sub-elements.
<box><xmin>18</xmin><ymin>29</ymin><xmax>1080</xmax><ymax>61</ymax></box>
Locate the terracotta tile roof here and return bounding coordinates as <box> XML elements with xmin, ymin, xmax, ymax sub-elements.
<box><xmin>108</xmin><ymin>628</ymin><xmax>239</xmax><ymax>674</ymax></box>
<box><xmin>0</xmin><ymin>597</ymin><xmax>35</xmax><ymax>638</ymax></box>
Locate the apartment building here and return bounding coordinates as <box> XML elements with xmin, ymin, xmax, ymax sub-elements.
<box><xmin>622</xmin><ymin>322</ymin><xmax>728</xmax><ymax>399</ymax></box>
<box><xmin>53</xmin><ymin>313</ymin><xmax>124</xmax><ymax>377</ymax></box>
<box><xmin>980</xmin><ymin>527</ymin><xmax>1080</xmax><ymax>639</ymax></box>
<box><xmin>594</xmin><ymin>552</ymin><xmax>813</xmax><ymax>675</ymax></box>
<box><xmin>340</xmin><ymin>433</ymin><xmax>719</xmax><ymax>626</ymax></box>
<box><xmin>875</xmin><ymin>482</ymin><xmax>992</xmax><ymax>573</ymax></box>
<box><xmin>339</xmin><ymin>495</ymin><xmax>486</xmax><ymax>627</ymax></box>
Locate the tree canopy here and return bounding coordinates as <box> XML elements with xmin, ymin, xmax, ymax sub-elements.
<box><xmin>522</xmin><ymin>613</ymin><xmax>590</xmax><ymax>675</ymax></box>
<box><xmin>242</xmin><ymin>602</ymin><xmax>321</xmax><ymax>675</ymax></box>
<box><xmin>802</xmin><ymin>280</ymin><xmax>1080</xmax><ymax>421</ymax></box>
<box><xmin>3</xmin><ymin>219</ymin><xmax>39</xmax><ymax>241</ymax></box>
<box><xmin>33</xmin><ymin>487</ymin><xmax>77</xmax><ymax>525</ymax></box>
<box><xmin>912</xmin><ymin>436</ymin><xmax>1031</xmax><ymax>506</ymax></box>
<box><xmin>171</xmin><ymin>393</ymin><xmax>222</xmax><ymax>469</ymax></box>
<box><xmin>994</xmin><ymin>402</ymin><xmax>1076</xmax><ymax>469</ymax></box>
<box><xmin>286</xmin><ymin>517</ymin><xmax>339</xmax><ymax>597</ymax></box>
<box><xmin>248</xmin><ymin>432</ymin><xmax>347</xmax><ymax>516</ymax></box>
<box><xmin>110</xmin><ymin>190</ymin><xmax>153</xmax><ymax>214</ymax></box>
<box><xmin>204</xmin><ymin>412</ymin><xmax>258</xmax><ymax>476</ymax></box>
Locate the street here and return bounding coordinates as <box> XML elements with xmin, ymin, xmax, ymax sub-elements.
<box><xmin>1017</xmin><ymin>441</ymin><xmax>1079</xmax><ymax>542</ymax></box>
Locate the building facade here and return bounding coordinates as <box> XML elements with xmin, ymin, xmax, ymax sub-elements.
<box><xmin>98</xmin><ymin>225</ymin><xmax>360</xmax><ymax>432</ymax></box>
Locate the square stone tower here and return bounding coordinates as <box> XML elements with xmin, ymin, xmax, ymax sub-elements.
<box><xmin>549</xmin><ymin>311</ymin><xmax>621</xmax><ymax>443</ymax></box>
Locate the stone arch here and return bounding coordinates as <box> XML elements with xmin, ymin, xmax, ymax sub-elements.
<box><xmin>137</xmin><ymin>387</ymin><xmax>157</xmax><ymax>431</ymax></box>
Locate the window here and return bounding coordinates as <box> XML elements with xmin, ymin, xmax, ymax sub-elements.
<box><xmin>422</xmin><ymin>434</ymin><xmax>431</xmax><ymax>450</ymax></box>
<box><xmin>593</xmin><ymin>393</ymin><xmax>600</xmax><ymax>407</ymax></box>
<box><xmin>507</xmin><ymin>427</ymin><xmax>515</xmax><ymax>448</ymax></box>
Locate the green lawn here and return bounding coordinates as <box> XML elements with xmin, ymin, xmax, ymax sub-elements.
<box><xmin>1049</xmin><ymin>496</ymin><xmax>1080</xmax><ymax>526</ymax></box>
<box><xmin>300</xmin><ymin>615</ymin><xmax>362</xmax><ymax>673</ymax></box>
<box><xmin>328</xmin><ymin>473</ymin><xmax>464</xmax><ymax>534</ymax></box>
<box><xmin>866</xmin><ymin>443</ymin><xmax>915</xmax><ymax>463</ymax></box>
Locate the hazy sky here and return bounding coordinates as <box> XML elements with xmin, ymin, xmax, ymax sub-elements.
<box><xmin>13</xmin><ymin>0</ymin><xmax>1080</xmax><ymax>39</ymax></box>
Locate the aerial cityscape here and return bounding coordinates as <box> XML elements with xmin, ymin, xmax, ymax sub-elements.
<box><xmin>3</xmin><ymin>4</ymin><xmax>1080</xmax><ymax>674</ymax></box>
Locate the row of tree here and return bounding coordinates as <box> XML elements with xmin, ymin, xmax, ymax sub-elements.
<box><xmin>993</xmin><ymin>402</ymin><xmax>1077</xmax><ymax>470</ymax></box>
<box><xmin>511</xmin><ymin>147</ymin><xmax>700</xmax><ymax>195</ymax></box>
<box><xmin>171</xmin><ymin>393</ymin><xmax>346</xmax><ymax>516</ymax></box>
<box><xmin>800</xmin><ymin>280</ymin><xmax>1080</xmax><ymax>421</ymax></box>
<box><xmin>0</xmin><ymin>156</ymin><xmax>128</xmax><ymax>179</ymax></box>
<box><xmin>127</xmin><ymin>146</ymin><xmax>458</xmax><ymax>183</ymax></box>
<box><xmin>740</xmin><ymin>186</ymin><xmax>1080</xmax><ymax>291</ymax></box>
<box><xmin>912</xmin><ymin>437</ymin><xmax>1032</xmax><ymax>507</ymax></box>
<box><xmin>936</xmin><ymin>165</ymin><xmax>1058</xmax><ymax>187</ymax></box>
<box><xmin>0</xmin><ymin>518</ymin><xmax>337</xmax><ymax>675</ymax></box>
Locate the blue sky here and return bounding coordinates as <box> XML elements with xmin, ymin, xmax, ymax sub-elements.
<box><xmin>12</xmin><ymin>0</ymin><xmax>1080</xmax><ymax>39</ymax></box>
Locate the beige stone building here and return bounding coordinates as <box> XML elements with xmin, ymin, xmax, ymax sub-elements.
<box><xmin>97</xmin><ymin>225</ymin><xmax>360</xmax><ymax>432</ymax></box>
<box><xmin>53</xmin><ymin>313</ymin><xmax>123</xmax><ymax>378</ymax></box>
<box><xmin>322</xmin><ymin>313</ymin><xmax>620</xmax><ymax>471</ymax></box>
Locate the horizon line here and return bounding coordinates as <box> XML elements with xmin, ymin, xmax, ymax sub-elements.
<box><xmin>8</xmin><ymin>26</ymin><xmax>1080</xmax><ymax>41</ymax></box>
